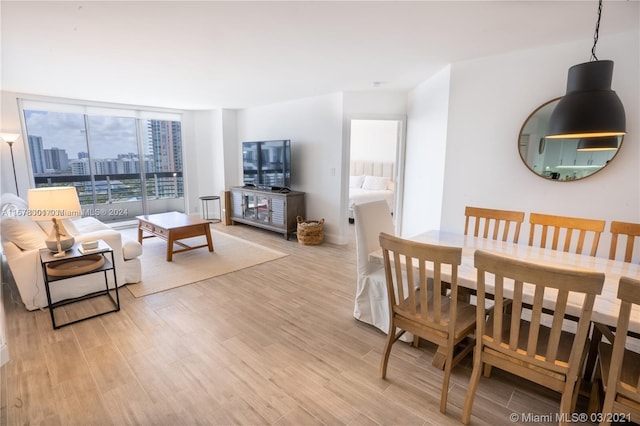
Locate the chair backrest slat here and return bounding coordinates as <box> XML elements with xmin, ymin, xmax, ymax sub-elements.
<box><xmin>601</xmin><ymin>276</ymin><xmax>640</xmax><ymax>421</ymax></box>
<box><xmin>464</xmin><ymin>206</ymin><xmax>525</xmax><ymax>244</ymax></box>
<box><xmin>528</xmin><ymin>212</ymin><xmax>605</xmax><ymax>256</ymax></box>
<box><xmin>609</xmin><ymin>221</ymin><xmax>640</xmax><ymax>263</ymax></box>
<box><xmin>474</xmin><ymin>250</ymin><xmax>604</xmax><ymax>374</ymax></box>
<box><xmin>526</xmin><ymin>287</ymin><xmax>545</xmax><ymax>358</ymax></box>
<box><xmin>379</xmin><ymin>232</ymin><xmax>462</xmax><ymax>333</ymax></box>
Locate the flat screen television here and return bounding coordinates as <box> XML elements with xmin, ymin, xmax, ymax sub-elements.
<box><xmin>242</xmin><ymin>139</ymin><xmax>291</xmax><ymax>190</ymax></box>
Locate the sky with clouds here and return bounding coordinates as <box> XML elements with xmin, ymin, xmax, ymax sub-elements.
<box><xmin>24</xmin><ymin>110</ymin><xmax>152</xmax><ymax>159</ymax></box>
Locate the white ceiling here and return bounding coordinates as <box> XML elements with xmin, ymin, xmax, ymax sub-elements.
<box><xmin>2</xmin><ymin>1</ymin><xmax>638</xmax><ymax>110</ymax></box>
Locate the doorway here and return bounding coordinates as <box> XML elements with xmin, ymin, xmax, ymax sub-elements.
<box><xmin>347</xmin><ymin>117</ymin><xmax>405</xmax><ymax>234</ymax></box>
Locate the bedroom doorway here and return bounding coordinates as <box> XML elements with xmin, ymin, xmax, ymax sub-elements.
<box><xmin>348</xmin><ymin>117</ymin><xmax>405</xmax><ymax>233</ymax></box>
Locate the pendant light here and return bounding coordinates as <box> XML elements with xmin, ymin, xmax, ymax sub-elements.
<box><xmin>576</xmin><ymin>136</ymin><xmax>619</xmax><ymax>151</ymax></box>
<box><xmin>546</xmin><ymin>0</ymin><xmax>626</xmax><ymax>139</ymax></box>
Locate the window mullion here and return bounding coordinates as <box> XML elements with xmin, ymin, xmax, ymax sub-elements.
<box><xmin>136</xmin><ymin>118</ymin><xmax>149</xmax><ymax>215</ymax></box>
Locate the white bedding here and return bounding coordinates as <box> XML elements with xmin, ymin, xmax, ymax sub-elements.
<box><xmin>349</xmin><ymin>188</ymin><xmax>394</xmax><ymax>214</ymax></box>
<box><xmin>348</xmin><ymin>162</ymin><xmax>395</xmax><ymax>219</ymax></box>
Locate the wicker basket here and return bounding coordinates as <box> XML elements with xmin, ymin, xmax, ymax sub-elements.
<box><xmin>296</xmin><ymin>216</ymin><xmax>325</xmax><ymax>245</ymax></box>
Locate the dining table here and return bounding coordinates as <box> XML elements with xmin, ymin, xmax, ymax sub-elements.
<box><xmin>369</xmin><ymin>230</ymin><xmax>640</xmax><ymax>378</ymax></box>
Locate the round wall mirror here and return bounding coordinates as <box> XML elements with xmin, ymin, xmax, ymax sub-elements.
<box><xmin>518</xmin><ymin>98</ymin><xmax>623</xmax><ymax>181</ymax></box>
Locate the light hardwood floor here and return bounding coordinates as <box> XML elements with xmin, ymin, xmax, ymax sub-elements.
<box><xmin>1</xmin><ymin>223</ymin><xmax>595</xmax><ymax>425</ymax></box>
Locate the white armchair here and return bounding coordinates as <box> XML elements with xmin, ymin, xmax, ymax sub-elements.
<box><xmin>1</xmin><ymin>193</ymin><xmax>142</xmax><ymax>311</ymax></box>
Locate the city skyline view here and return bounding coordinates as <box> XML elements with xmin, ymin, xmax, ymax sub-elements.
<box><xmin>25</xmin><ymin>110</ymin><xmax>182</xmax><ymax>176</ymax></box>
<box><xmin>24</xmin><ymin>110</ymin><xmax>148</xmax><ymax>159</ymax></box>
<box><xmin>24</xmin><ymin>108</ymin><xmax>184</xmax><ymax>210</ymax></box>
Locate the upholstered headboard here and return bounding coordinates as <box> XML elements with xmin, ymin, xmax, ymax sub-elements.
<box><xmin>350</xmin><ymin>161</ymin><xmax>394</xmax><ymax>180</ymax></box>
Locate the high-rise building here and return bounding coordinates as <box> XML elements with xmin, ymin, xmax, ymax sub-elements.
<box><xmin>148</xmin><ymin>120</ymin><xmax>182</xmax><ymax>173</ymax></box>
<box><xmin>28</xmin><ymin>135</ymin><xmax>46</xmax><ymax>174</ymax></box>
<box><xmin>148</xmin><ymin>120</ymin><xmax>183</xmax><ymax>197</ymax></box>
<box><xmin>44</xmin><ymin>147</ymin><xmax>69</xmax><ymax>172</ymax></box>
<box><xmin>70</xmin><ymin>159</ymin><xmax>90</xmax><ymax>175</ymax></box>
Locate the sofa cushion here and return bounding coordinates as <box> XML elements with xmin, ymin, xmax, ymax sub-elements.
<box><xmin>36</xmin><ymin>218</ymin><xmax>74</xmax><ymax>237</ymax></box>
<box><xmin>0</xmin><ymin>216</ymin><xmax>46</xmax><ymax>250</ymax></box>
<box><xmin>122</xmin><ymin>239</ymin><xmax>143</xmax><ymax>260</ymax></box>
<box><xmin>68</xmin><ymin>217</ymin><xmax>110</xmax><ymax>234</ymax></box>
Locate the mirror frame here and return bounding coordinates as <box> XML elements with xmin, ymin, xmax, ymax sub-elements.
<box><xmin>518</xmin><ymin>98</ymin><xmax>623</xmax><ymax>182</ymax></box>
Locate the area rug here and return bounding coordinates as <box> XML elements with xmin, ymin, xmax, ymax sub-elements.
<box><xmin>119</xmin><ymin>228</ymin><xmax>288</xmax><ymax>297</ymax></box>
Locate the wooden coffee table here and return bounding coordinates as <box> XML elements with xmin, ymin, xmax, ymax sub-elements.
<box><xmin>137</xmin><ymin>212</ymin><xmax>214</xmax><ymax>261</ymax></box>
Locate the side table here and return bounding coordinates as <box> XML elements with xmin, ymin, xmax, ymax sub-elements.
<box><xmin>39</xmin><ymin>240</ymin><xmax>120</xmax><ymax>329</ymax></box>
<box><xmin>199</xmin><ymin>195</ymin><xmax>221</xmax><ymax>222</ymax></box>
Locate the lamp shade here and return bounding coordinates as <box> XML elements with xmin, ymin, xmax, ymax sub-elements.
<box><xmin>577</xmin><ymin>136</ymin><xmax>620</xmax><ymax>152</ymax></box>
<box><xmin>0</xmin><ymin>133</ymin><xmax>20</xmax><ymax>144</ymax></box>
<box><xmin>546</xmin><ymin>60</ymin><xmax>626</xmax><ymax>139</ymax></box>
<box><xmin>27</xmin><ymin>187</ymin><xmax>82</xmax><ymax>221</ymax></box>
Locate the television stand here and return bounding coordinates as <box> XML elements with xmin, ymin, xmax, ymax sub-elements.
<box><xmin>229</xmin><ymin>186</ymin><xmax>305</xmax><ymax>239</ymax></box>
<box><xmin>270</xmin><ymin>186</ymin><xmax>291</xmax><ymax>193</ymax></box>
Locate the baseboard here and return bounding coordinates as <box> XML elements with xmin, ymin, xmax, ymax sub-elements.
<box><xmin>0</xmin><ymin>342</ymin><xmax>9</xmax><ymax>366</ymax></box>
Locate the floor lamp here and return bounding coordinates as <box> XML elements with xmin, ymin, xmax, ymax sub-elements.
<box><xmin>1</xmin><ymin>133</ymin><xmax>20</xmax><ymax>197</ymax></box>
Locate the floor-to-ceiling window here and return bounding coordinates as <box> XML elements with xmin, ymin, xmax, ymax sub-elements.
<box><xmin>20</xmin><ymin>99</ymin><xmax>185</xmax><ymax>223</ymax></box>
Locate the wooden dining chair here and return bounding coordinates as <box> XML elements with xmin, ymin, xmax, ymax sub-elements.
<box><xmin>378</xmin><ymin>232</ymin><xmax>476</xmax><ymax>414</ymax></box>
<box><xmin>608</xmin><ymin>220</ymin><xmax>640</xmax><ymax>263</ymax></box>
<box><xmin>528</xmin><ymin>212</ymin><xmax>605</xmax><ymax>256</ymax></box>
<box><xmin>597</xmin><ymin>276</ymin><xmax>640</xmax><ymax>426</ymax></box>
<box><xmin>462</xmin><ymin>250</ymin><xmax>605</xmax><ymax>426</ymax></box>
<box><xmin>464</xmin><ymin>206</ymin><xmax>525</xmax><ymax>243</ymax></box>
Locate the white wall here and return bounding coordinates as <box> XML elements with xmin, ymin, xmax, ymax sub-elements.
<box><xmin>402</xmin><ymin>66</ymin><xmax>451</xmax><ymax>237</ymax></box>
<box><xmin>182</xmin><ymin>109</ymin><xmax>239</xmax><ymax>216</ymax></box>
<box><xmin>220</xmin><ymin>109</ymin><xmax>239</xmax><ymax>191</ymax></box>
<box><xmin>406</xmin><ymin>31</ymin><xmax>639</xmax><ymax>258</ymax></box>
<box><xmin>350</xmin><ymin>120</ymin><xmax>398</xmax><ymax>162</ymax></box>
<box><xmin>182</xmin><ymin>110</ymin><xmax>215</xmax><ymax>215</ymax></box>
<box><xmin>236</xmin><ymin>93</ymin><xmax>345</xmax><ymax>242</ymax></box>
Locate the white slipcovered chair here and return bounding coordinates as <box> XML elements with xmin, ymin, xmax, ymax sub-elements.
<box><xmin>353</xmin><ymin>200</ymin><xmax>412</xmax><ymax>341</ymax></box>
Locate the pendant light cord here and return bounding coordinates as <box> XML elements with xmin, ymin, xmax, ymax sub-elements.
<box><xmin>590</xmin><ymin>0</ymin><xmax>603</xmax><ymax>61</ymax></box>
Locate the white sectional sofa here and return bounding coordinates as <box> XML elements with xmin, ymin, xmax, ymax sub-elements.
<box><xmin>1</xmin><ymin>193</ymin><xmax>142</xmax><ymax>311</ymax></box>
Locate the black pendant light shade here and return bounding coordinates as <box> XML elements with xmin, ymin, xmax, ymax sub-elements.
<box><xmin>546</xmin><ymin>60</ymin><xmax>626</xmax><ymax>139</ymax></box>
<box><xmin>576</xmin><ymin>135</ymin><xmax>620</xmax><ymax>151</ymax></box>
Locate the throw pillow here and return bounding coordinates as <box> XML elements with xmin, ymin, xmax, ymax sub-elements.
<box><xmin>362</xmin><ymin>175</ymin><xmax>391</xmax><ymax>191</ymax></box>
<box><xmin>0</xmin><ymin>193</ymin><xmax>28</xmax><ymax>217</ymax></box>
<box><xmin>349</xmin><ymin>175</ymin><xmax>365</xmax><ymax>189</ymax></box>
<box><xmin>0</xmin><ymin>216</ymin><xmax>46</xmax><ymax>250</ymax></box>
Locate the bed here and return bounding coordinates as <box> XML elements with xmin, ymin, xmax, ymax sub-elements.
<box><xmin>348</xmin><ymin>161</ymin><xmax>395</xmax><ymax>221</ymax></box>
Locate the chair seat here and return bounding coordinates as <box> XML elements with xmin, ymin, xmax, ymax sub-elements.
<box><xmin>486</xmin><ymin>314</ymin><xmax>578</xmax><ymax>364</ymax></box>
<box><xmin>396</xmin><ymin>291</ymin><xmax>476</xmax><ymax>340</ymax></box>
<box><xmin>599</xmin><ymin>341</ymin><xmax>640</xmax><ymax>397</ymax></box>
<box><xmin>483</xmin><ymin>313</ymin><xmax>589</xmax><ymax>391</ymax></box>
